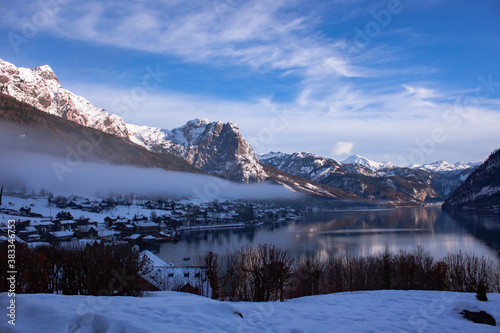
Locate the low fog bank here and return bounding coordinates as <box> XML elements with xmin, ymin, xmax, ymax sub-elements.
<box><xmin>0</xmin><ymin>152</ymin><xmax>301</xmax><ymax>201</ymax></box>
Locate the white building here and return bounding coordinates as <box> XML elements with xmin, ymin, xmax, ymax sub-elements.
<box><xmin>141</xmin><ymin>250</ymin><xmax>211</xmax><ymax>297</ymax></box>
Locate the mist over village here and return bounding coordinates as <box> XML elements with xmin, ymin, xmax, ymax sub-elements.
<box><xmin>0</xmin><ymin>0</ymin><xmax>499</xmax><ymax>332</ymax></box>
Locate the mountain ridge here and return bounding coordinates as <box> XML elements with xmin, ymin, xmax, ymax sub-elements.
<box><xmin>0</xmin><ymin>59</ymin><xmax>264</xmax><ymax>183</ymax></box>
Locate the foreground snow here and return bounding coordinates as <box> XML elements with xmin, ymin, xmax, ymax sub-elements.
<box><xmin>1</xmin><ymin>291</ymin><xmax>498</xmax><ymax>332</ymax></box>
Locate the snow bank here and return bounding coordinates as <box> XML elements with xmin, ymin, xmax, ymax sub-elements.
<box><xmin>1</xmin><ymin>290</ymin><xmax>499</xmax><ymax>332</ymax></box>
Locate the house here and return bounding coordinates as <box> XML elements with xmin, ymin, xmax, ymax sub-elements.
<box><xmin>13</xmin><ymin>219</ymin><xmax>31</xmax><ymax>232</ymax></box>
<box><xmin>80</xmin><ymin>202</ymin><xmax>94</xmax><ymax>211</ymax></box>
<box><xmin>25</xmin><ymin>226</ymin><xmax>37</xmax><ymax>234</ymax></box>
<box><xmin>76</xmin><ymin>225</ymin><xmax>98</xmax><ymax>239</ymax></box>
<box><xmin>133</xmin><ymin>214</ymin><xmax>148</xmax><ymax>222</ymax></box>
<box><xmin>30</xmin><ymin>220</ymin><xmax>55</xmax><ymax>235</ymax></box>
<box><xmin>19</xmin><ymin>206</ymin><xmax>31</xmax><ymax>216</ymax></box>
<box><xmin>74</xmin><ymin>217</ymin><xmax>93</xmax><ymax>226</ymax></box>
<box><xmin>57</xmin><ymin>219</ymin><xmax>77</xmax><ymax>231</ymax></box>
<box><xmin>134</xmin><ymin>221</ymin><xmax>160</xmax><ymax>236</ymax></box>
<box><xmin>98</xmin><ymin>228</ymin><xmax>120</xmax><ymax>241</ymax></box>
<box><xmin>113</xmin><ymin>222</ymin><xmax>135</xmax><ymax>237</ymax></box>
<box><xmin>104</xmin><ymin>216</ymin><xmax>117</xmax><ymax>227</ymax></box>
<box><xmin>27</xmin><ymin>234</ymin><xmax>41</xmax><ymax>242</ymax></box>
<box><xmin>127</xmin><ymin>233</ymin><xmax>142</xmax><ymax>244</ymax></box>
<box><xmin>140</xmin><ymin>251</ymin><xmax>210</xmax><ymax>296</ymax></box>
<box><xmin>47</xmin><ymin>230</ymin><xmax>74</xmax><ymax>243</ymax></box>
<box><xmin>56</xmin><ymin>211</ymin><xmax>73</xmax><ymax>220</ymax></box>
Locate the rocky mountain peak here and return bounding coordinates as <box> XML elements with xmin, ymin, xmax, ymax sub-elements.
<box><xmin>32</xmin><ymin>65</ymin><xmax>59</xmax><ymax>82</ymax></box>
<box><xmin>166</xmin><ymin>119</ymin><xmax>267</xmax><ymax>182</ymax></box>
<box><xmin>0</xmin><ymin>58</ymin><xmax>129</xmax><ymax>139</ymax></box>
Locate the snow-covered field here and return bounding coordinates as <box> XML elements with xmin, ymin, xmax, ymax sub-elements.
<box><xmin>1</xmin><ymin>290</ymin><xmax>498</xmax><ymax>332</ymax></box>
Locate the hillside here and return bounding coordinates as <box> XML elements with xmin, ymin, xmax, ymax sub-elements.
<box><xmin>443</xmin><ymin>149</ymin><xmax>500</xmax><ymax>210</ymax></box>
<box><xmin>0</xmin><ymin>93</ymin><xmax>199</xmax><ymax>173</ymax></box>
<box><xmin>262</xmin><ymin>165</ymin><xmax>360</xmax><ymax>201</ymax></box>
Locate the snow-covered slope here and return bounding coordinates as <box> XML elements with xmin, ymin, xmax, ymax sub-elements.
<box><xmin>1</xmin><ymin>291</ymin><xmax>498</xmax><ymax>333</ymax></box>
<box><xmin>342</xmin><ymin>154</ymin><xmax>395</xmax><ymax>171</ymax></box>
<box><xmin>443</xmin><ymin>148</ymin><xmax>500</xmax><ymax>210</ymax></box>
<box><xmin>0</xmin><ymin>59</ymin><xmax>129</xmax><ymax>138</ymax></box>
<box><xmin>0</xmin><ymin>59</ymin><xmax>265</xmax><ymax>183</ymax></box>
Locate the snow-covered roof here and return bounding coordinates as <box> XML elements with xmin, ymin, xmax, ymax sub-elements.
<box><xmin>136</xmin><ymin>222</ymin><xmax>159</xmax><ymax>228</ymax></box>
<box><xmin>142</xmin><ymin>250</ymin><xmax>168</xmax><ymax>267</ymax></box>
<box><xmin>49</xmin><ymin>231</ymin><xmax>74</xmax><ymax>238</ymax></box>
<box><xmin>129</xmin><ymin>234</ymin><xmax>142</xmax><ymax>240</ymax></box>
<box><xmin>78</xmin><ymin>225</ymin><xmax>98</xmax><ymax>233</ymax></box>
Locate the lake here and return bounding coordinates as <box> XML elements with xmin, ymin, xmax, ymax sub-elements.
<box><xmin>156</xmin><ymin>207</ymin><xmax>500</xmax><ymax>266</ymax></box>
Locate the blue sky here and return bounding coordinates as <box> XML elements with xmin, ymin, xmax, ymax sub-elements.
<box><xmin>1</xmin><ymin>0</ymin><xmax>499</xmax><ymax>164</ymax></box>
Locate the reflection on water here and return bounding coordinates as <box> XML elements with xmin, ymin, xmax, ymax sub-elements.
<box><xmin>157</xmin><ymin>207</ymin><xmax>500</xmax><ymax>265</ymax></box>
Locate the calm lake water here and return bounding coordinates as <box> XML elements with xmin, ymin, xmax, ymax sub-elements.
<box><xmin>156</xmin><ymin>207</ymin><xmax>500</xmax><ymax>266</ymax></box>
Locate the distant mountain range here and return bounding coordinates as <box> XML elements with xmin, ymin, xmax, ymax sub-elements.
<box><xmin>258</xmin><ymin>152</ymin><xmax>477</xmax><ymax>203</ymax></box>
<box><xmin>340</xmin><ymin>154</ymin><xmax>480</xmax><ymax>173</ymax></box>
<box><xmin>0</xmin><ymin>58</ymin><xmax>492</xmax><ymax>205</ymax></box>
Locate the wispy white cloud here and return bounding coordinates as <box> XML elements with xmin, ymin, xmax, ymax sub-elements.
<box><xmin>4</xmin><ymin>0</ymin><xmax>366</xmax><ymax>81</ymax></box>
<box><xmin>331</xmin><ymin>142</ymin><xmax>354</xmax><ymax>156</ymax></box>
<box><xmin>3</xmin><ymin>0</ymin><xmax>499</xmax><ymax>165</ymax></box>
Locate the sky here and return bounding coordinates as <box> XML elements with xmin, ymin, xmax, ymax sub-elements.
<box><xmin>0</xmin><ymin>0</ymin><xmax>499</xmax><ymax>165</ymax></box>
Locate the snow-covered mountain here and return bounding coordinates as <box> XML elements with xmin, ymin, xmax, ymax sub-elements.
<box><xmin>341</xmin><ymin>155</ymin><xmax>395</xmax><ymax>171</ymax></box>
<box><xmin>259</xmin><ymin>152</ymin><xmax>345</xmax><ymax>182</ymax></box>
<box><xmin>128</xmin><ymin>119</ymin><xmax>266</xmax><ymax>182</ymax></box>
<box><xmin>341</xmin><ymin>154</ymin><xmax>479</xmax><ymax>174</ymax></box>
<box><xmin>408</xmin><ymin>161</ymin><xmax>480</xmax><ymax>173</ymax></box>
<box><xmin>0</xmin><ymin>59</ymin><xmax>265</xmax><ymax>183</ymax></box>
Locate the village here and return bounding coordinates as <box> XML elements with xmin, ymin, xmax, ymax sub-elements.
<box><xmin>0</xmin><ymin>192</ymin><xmax>304</xmax><ymax>243</ymax></box>
<box><xmin>0</xmin><ymin>191</ymin><xmax>304</xmax><ymax>296</ymax></box>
